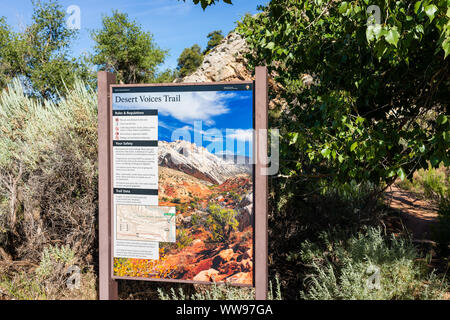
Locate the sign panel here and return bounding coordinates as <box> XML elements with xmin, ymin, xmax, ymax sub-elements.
<box><xmin>111</xmin><ymin>83</ymin><xmax>254</xmax><ymax>285</ymax></box>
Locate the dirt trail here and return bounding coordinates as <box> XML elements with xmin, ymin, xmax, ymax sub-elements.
<box><xmin>384</xmin><ymin>185</ymin><xmax>438</xmax><ymax>241</ymax></box>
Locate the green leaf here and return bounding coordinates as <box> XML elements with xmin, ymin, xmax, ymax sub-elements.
<box><xmin>350</xmin><ymin>142</ymin><xmax>358</xmax><ymax>152</ymax></box>
<box><xmin>424</xmin><ymin>5</ymin><xmax>438</xmax><ymax>22</ymax></box>
<box><xmin>443</xmin><ymin>39</ymin><xmax>450</xmax><ymax>59</ymax></box>
<box><xmin>289</xmin><ymin>132</ymin><xmax>299</xmax><ymax>145</ymax></box>
<box><xmin>415</xmin><ymin>24</ymin><xmax>424</xmax><ymax>34</ymax></box>
<box><xmin>437</xmin><ymin>114</ymin><xmax>448</xmax><ymax>125</ymax></box>
<box><xmin>397</xmin><ymin>167</ymin><xmax>406</xmax><ymax>180</ymax></box>
<box><xmin>266</xmin><ymin>42</ymin><xmax>275</xmax><ymax>50</ymax></box>
<box><xmin>366</xmin><ymin>25</ymin><xmax>376</xmax><ymax>42</ymax></box>
<box><xmin>419</xmin><ymin>144</ymin><xmax>426</xmax><ymax>153</ymax></box>
<box><xmin>414</xmin><ymin>1</ymin><xmax>423</xmax><ymax>14</ymax></box>
<box><xmin>321</xmin><ymin>148</ymin><xmax>331</xmax><ymax>158</ymax></box>
<box><xmin>385</xmin><ymin>29</ymin><xmax>400</xmax><ymax>47</ymax></box>
<box><xmin>338</xmin><ymin>2</ymin><xmax>348</xmax><ymax>14</ymax></box>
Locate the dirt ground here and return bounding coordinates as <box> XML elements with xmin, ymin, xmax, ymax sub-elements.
<box><xmin>384</xmin><ymin>185</ymin><xmax>439</xmax><ymax>241</ymax></box>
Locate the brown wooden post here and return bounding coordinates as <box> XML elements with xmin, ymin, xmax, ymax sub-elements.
<box><xmin>254</xmin><ymin>66</ymin><xmax>269</xmax><ymax>300</ymax></box>
<box><xmin>98</xmin><ymin>71</ymin><xmax>118</xmax><ymax>300</ymax></box>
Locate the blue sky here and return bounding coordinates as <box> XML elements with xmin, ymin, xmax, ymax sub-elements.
<box><xmin>112</xmin><ymin>89</ymin><xmax>253</xmax><ymax>158</ymax></box>
<box><xmin>1</xmin><ymin>0</ymin><xmax>266</xmax><ymax>70</ymax></box>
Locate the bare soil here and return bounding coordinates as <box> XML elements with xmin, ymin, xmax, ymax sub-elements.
<box><xmin>384</xmin><ymin>184</ymin><xmax>438</xmax><ymax>241</ymax></box>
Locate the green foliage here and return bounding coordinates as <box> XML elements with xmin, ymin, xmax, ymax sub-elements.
<box><xmin>0</xmin><ymin>244</ymin><xmax>96</xmax><ymax>300</ymax></box>
<box><xmin>177</xmin><ymin>44</ymin><xmax>203</xmax><ymax>78</ymax></box>
<box><xmin>204</xmin><ymin>30</ymin><xmax>224</xmax><ymax>54</ymax></box>
<box><xmin>91</xmin><ymin>11</ymin><xmax>168</xmax><ymax>84</ymax></box>
<box><xmin>190</xmin><ymin>213</ymin><xmax>203</xmax><ymax>231</ymax></box>
<box><xmin>205</xmin><ymin>204</ymin><xmax>238</xmax><ymax>242</ymax></box>
<box><xmin>0</xmin><ymin>79</ymin><xmax>98</xmax><ymax>263</ymax></box>
<box><xmin>398</xmin><ymin>162</ymin><xmax>449</xmax><ymax>200</ymax></box>
<box><xmin>433</xmin><ymin>198</ymin><xmax>450</xmax><ymax>255</ymax></box>
<box><xmin>173</xmin><ymin>198</ymin><xmax>181</xmax><ymax>204</ymax></box>
<box><xmin>293</xmin><ymin>227</ymin><xmax>448</xmax><ymax>300</ymax></box>
<box><xmin>0</xmin><ymin>17</ymin><xmax>13</xmax><ymax>88</ymax></box>
<box><xmin>157</xmin><ymin>276</ymin><xmax>281</xmax><ymax>300</ymax></box>
<box><xmin>237</xmin><ymin>0</ymin><xmax>450</xmax><ymax>185</ymax></box>
<box><xmin>0</xmin><ymin>0</ymin><xmax>92</xmax><ymax>98</ymax></box>
<box><xmin>180</xmin><ymin>0</ymin><xmax>232</xmax><ymax>10</ymax></box>
<box><xmin>36</xmin><ymin>245</ymin><xmax>76</xmax><ymax>278</ymax></box>
<box><xmin>176</xmin><ymin>228</ymin><xmax>193</xmax><ymax>250</ymax></box>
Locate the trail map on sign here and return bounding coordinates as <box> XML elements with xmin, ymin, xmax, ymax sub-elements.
<box><xmin>116</xmin><ymin>205</ymin><xmax>176</xmax><ymax>242</ymax></box>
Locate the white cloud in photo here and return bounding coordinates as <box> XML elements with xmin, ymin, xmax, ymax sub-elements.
<box><xmin>226</xmin><ymin>129</ymin><xmax>254</xmax><ymax>142</ymax></box>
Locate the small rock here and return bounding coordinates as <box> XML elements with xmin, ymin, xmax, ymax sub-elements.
<box><xmin>218</xmin><ymin>249</ymin><xmax>234</xmax><ymax>262</ymax></box>
<box><xmin>226</xmin><ymin>272</ymin><xmax>252</xmax><ymax>285</ymax></box>
<box><xmin>193</xmin><ymin>268</ymin><xmax>220</xmax><ymax>282</ymax></box>
<box><xmin>240</xmin><ymin>258</ymin><xmax>252</xmax><ymax>272</ymax></box>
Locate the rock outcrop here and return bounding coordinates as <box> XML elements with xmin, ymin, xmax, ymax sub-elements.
<box><xmin>175</xmin><ymin>32</ymin><xmax>251</xmax><ymax>83</ymax></box>
<box><xmin>176</xmin><ymin>31</ymin><xmax>288</xmax><ymax>111</ymax></box>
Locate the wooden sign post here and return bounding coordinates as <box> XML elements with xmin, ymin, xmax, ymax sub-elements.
<box><xmin>98</xmin><ymin>71</ymin><xmax>118</xmax><ymax>300</ymax></box>
<box><xmin>97</xmin><ymin>67</ymin><xmax>268</xmax><ymax>300</ymax></box>
<box><xmin>254</xmin><ymin>66</ymin><xmax>269</xmax><ymax>300</ymax></box>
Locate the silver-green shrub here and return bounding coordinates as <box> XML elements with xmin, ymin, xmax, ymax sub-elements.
<box><xmin>0</xmin><ymin>79</ymin><xmax>97</xmax><ymax>263</ymax></box>
<box><xmin>157</xmin><ymin>277</ymin><xmax>282</xmax><ymax>300</ymax></box>
<box><xmin>296</xmin><ymin>227</ymin><xmax>448</xmax><ymax>300</ymax></box>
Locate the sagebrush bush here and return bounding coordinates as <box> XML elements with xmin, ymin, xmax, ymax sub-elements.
<box><xmin>0</xmin><ymin>79</ymin><xmax>98</xmax><ymax>264</ymax></box>
<box><xmin>157</xmin><ymin>276</ymin><xmax>282</xmax><ymax>300</ymax></box>
<box><xmin>36</xmin><ymin>245</ymin><xmax>76</xmax><ymax>278</ymax></box>
<box><xmin>267</xmin><ymin>177</ymin><xmax>384</xmax><ymax>299</ymax></box>
<box><xmin>293</xmin><ymin>227</ymin><xmax>448</xmax><ymax>300</ymax></box>
<box><xmin>0</xmin><ymin>244</ymin><xmax>96</xmax><ymax>300</ymax></box>
<box><xmin>205</xmin><ymin>204</ymin><xmax>239</xmax><ymax>242</ymax></box>
<box><xmin>397</xmin><ymin>163</ymin><xmax>449</xmax><ymax>200</ymax></box>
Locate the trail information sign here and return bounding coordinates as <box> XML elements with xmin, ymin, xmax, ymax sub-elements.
<box><xmin>111</xmin><ymin>84</ymin><xmax>255</xmax><ymax>285</ymax></box>
<box><xmin>98</xmin><ymin>67</ymin><xmax>268</xmax><ymax>300</ymax></box>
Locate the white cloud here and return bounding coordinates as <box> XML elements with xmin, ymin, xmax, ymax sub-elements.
<box><xmin>226</xmin><ymin>129</ymin><xmax>254</xmax><ymax>142</ymax></box>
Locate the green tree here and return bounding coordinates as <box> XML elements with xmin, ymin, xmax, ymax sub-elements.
<box><xmin>0</xmin><ymin>0</ymin><xmax>89</xmax><ymax>99</ymax></box>
<box><xmin>238</xmin><ymin>0</ymin><xmax>449</xmax><ymax>186</ymax></box>
<box><xmin>91</xmin><ymin>11</ymin><xmax>168</xmax><ymax>84</ymax></box>
<box><xmin>154</xmin><ymin>68</ymin><xmax>178</xmax><ymax>83</ymax></box>
<box><xmin>204</xmin><ymin>30</ymin><xmax>224</xmax><ymax>54</ymax></box>
<box><xmin>0</xmin><ymin>17</ymin><xmax>13</xmax><ymax>88</ymax></box>
<box><xmin>177</xmin><ymin>44</ymin><xmax>203</xmax><ymax>78</ymax></box>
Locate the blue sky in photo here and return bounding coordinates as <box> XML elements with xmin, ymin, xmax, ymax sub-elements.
<box><xmin>113</xmin><ymin>89</ymin><xmax>253</xmax><ymax>158</ymax></box>
<box><xmin>1</xmin><ymin>0</ymin><xmax>266</xmax><ymax>70</ymax></box>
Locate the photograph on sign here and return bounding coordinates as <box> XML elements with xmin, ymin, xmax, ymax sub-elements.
<box><xmin>111</xmin><ymin>84</ymin><xmax>254</xmax><ymax>285</ymax></box>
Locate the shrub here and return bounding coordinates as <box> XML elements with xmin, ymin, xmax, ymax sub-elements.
<box><xmin>0</xmin><ymin>79</ymin><xmax>97</xmax><ymax>264</ymax></box>
<box><xmin>397</xmin><ymin>163</ymin><xmax>449</xmax><ymax>200</ymax></box>
<box><xmin>190</xmin><ymin>213</ymin><xmax>203</xmax><ymax>231</ymax></box>
<box><xmin>157</xmin><ymin>276</ymin><xmax>282</xmax><ymax>300</ymax></box>
<box><xmin>176</xmin><ymin>228</ymin><xmax>193</xmax><ymax>250</ymax></box>
<box><xmin>433</xmin><ymin>198</ymin><xmax>450</xmax><ymax>256</ymax></box>
<box><xmin>0</xmin><ymin>245</ymin><xmax>96</xmax><ymax>300</ymax></box>
<box><xmin>36</xmin><ymin>245</ymin><xmax>76</xmax><ymax>278</ymax></box>
<box><xmin>293</xmin><ymin>227</ymin><xmax>448</xmax><ymax>300</ymax></box>
<box><xmin>205</xmin><ymin>204</ymin><xmax>238</xmax><ymax>242</ymax></box>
